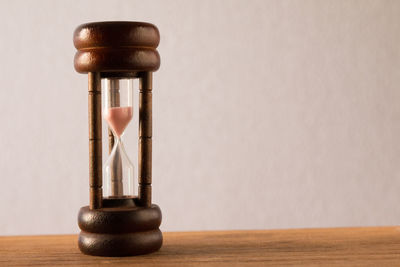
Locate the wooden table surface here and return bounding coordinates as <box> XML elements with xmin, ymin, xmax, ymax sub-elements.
<box><xmin>1</xmin><ymin>227</ymin><xmax>399</xmax><ymax>266</ymax></box>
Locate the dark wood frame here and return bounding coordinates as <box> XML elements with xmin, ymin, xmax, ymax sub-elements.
<box><xmin>87</xmin><ymin>71</ymin><xmax>154</xmax><ymax>209</ymax></box>
<box><xmin>74</xmin><ymin>21</ymin><xmax>162</xmax><ymax>257</ymax></box>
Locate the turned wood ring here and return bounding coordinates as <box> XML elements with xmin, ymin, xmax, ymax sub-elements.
<box><xmin>73</xmin><ymin>21</ymin><xmax>160</xmax><ymax>74</ymax></box>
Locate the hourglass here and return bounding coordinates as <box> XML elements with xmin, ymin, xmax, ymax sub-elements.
<box><xmin>73</xmin><ymin>21</ymin><xmax>162</xmax><ymax>256</ymax></box>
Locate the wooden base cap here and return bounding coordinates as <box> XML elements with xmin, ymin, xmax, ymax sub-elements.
<box><xmin>78</xmin><ymin>229</ymin><xmax>162</xmax><ymax>257</ymax></box>
<box><xmin>77</xmin><ymin>198</ymin><xmax>162</xmax><ymax>256</ymax></box>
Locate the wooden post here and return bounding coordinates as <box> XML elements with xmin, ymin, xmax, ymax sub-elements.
<box><xmin>138</xmin><ymin>72</ymin><xmax>153</xmax><ymax>207</ymax></box>
<box><xmin>88</xmin><ymin>72</ymin><xmax>102</xmax><ymax>209</ymax></box>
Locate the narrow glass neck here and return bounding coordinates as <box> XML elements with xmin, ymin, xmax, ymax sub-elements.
<box><xmin>113</xmin><ymin>135</ymin><xmax>122</xmax><ymax>146</ymax></box>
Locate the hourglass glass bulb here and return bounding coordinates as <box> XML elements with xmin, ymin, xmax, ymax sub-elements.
<box><xmin>102</xmin><ymin>78</ymin><xmax>135</xmax><ymax>198</ymax></box>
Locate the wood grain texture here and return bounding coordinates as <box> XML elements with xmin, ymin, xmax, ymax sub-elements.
<box><xmin>138</xmin><ymin>72</ymin><xmax>153</xmax><ymax>207</ymax></box>
<box><xmin>73</xmin><ymin>21</ymin><xmax>160</xmax><ymax>50</ymax></box>
<box><xmin>77</xmin><ymin>199</ymin><xmax>162</xmax><ymax>256</ymax></box>
<box><xmin>88</xmin><ymin>72</ymin><xmax>102</xmax><ymax>209</ymax></box>
<box><xmin>1</xmin><ymin>227</ymin><xmax>400</xmax><ymax>266</ymax></box>
<box><xmin>73</xmin><ymin>22</ymin><xmax>160</xmax><ymax>74</ymax></box>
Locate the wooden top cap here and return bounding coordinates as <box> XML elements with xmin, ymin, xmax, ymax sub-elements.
<box><xmin>73</xmin><ymin>21</ymin><xmax>160</xmax><ymax>74</ymax></box>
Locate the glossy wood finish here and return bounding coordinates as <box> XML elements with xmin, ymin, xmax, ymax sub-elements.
<box><xmin>138</xmin><ymin>72</ymin><xmax>153</xmax><ymax>207</ymax></box>
<box><xmin>74</xmin><ymin>21</ymin><xmax>161</xmax><ymax>256</ymax></box>
<box><xmin>88</xmin><ymin>72</ymin><xmax>102</xmax><ymax>209</ymax></box>
<box><xmin>78</xmin><ymin>199</ymin><xmax>161</xmax><ymax>234</ymax></box>
<box><xmin>73</xmin><ymin>22</ymin><xmax>160</xmax><ymax>74</ymax></box>
<box><xmin>1</xmin><ymin>227</ymin><xmax>400</xmax><ymax>266</ymax></box>
<box><xmin>74</xmin><ymin>22</ymin><xmax>160</xmax><ymax>50</ymax></box>
<box><xmin>78</xmin><ymin>198</ymin><xmax>162</xmax><ymax>256</ymax></box>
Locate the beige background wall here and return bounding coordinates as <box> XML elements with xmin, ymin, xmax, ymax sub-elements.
<box><xmin>0</xmin><ymin>0</ymin><xmax>399</xmax><ymax>235</ymax></box>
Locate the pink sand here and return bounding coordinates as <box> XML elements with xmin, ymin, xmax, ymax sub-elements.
<box><xmin>104</xmin><ymin>106</ymin><xmax>133</xmax><ymax>137</ymax></box>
